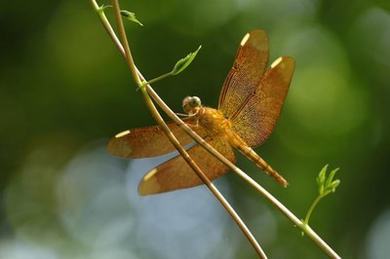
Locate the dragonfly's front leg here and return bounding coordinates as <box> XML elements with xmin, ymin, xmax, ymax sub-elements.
<box><xmin>175</xmin><ymin>112</ymin><xmax>190</xmax><ymax>117</ymax></box>
<box><xmin>185</xmin><ymin>118</ymin><xmax>200</xmax><ymax>129</ymax></box>
<box><xmin>174</xmin><ymin>110</ymin><xmax>204</xmax><ymax>136</ymax></box>
<box><xmin>175</xmin><ymin>111</ymin><xmax>200</xmax><ymax>128</ymax></box>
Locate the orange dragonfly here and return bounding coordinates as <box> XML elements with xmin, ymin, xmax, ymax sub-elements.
<box><xmin>108</xmin><ymin>30</ymin><xmax>295</xmax><ymax>196</ymax></box>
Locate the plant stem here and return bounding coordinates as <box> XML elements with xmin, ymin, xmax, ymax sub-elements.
<box><xmin>110</xmin><ymin>0</ymin><xmax>141</xmax><ymax>86</ymax></box>
<box><xmin>142</xmin><ymin>72</ymin><xmax>172</xmax><ymax>87</ymax></box>
<box><xmin>304</xmin><ymin>195</ymin><xmax>322</xmax><ymax>226</ymax></box>
<box><xmin>105</xmin><ymin>0</ymin><xmax>268</xmax><ymax>258</ymax></box>
<box><xmin>91</xmin><ymin>1</ymin><xmax>341</xmax><ymax>258</ymax></box>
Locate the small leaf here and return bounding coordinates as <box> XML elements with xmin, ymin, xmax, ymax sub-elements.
<box><xmin>326</xmin><ymin>167</ymin><xmax>339</xmax><ymax>187</ymax></box>
<box><xmin>330</xmin><ymin>179</ymin><xmax>341</xmax><ymax>192</ymax></box>
<box><xmin>316</xmin><ymin>164</ymin><xmax>328</xmax><ymax>194</ymax></box>
<box><xmin>120</xmin><ymin>10</ymin><xmax>144</xmax><ymax>26</ymax></box>
<box><xmin>317</xmin><ymin>164</ymin><xmax>328</xmax><ymax>186</ymax></box>
<box><xmin>171</xmin><ymin>45</ymin><xmax>202</xmax><ymax>75</ymax></box>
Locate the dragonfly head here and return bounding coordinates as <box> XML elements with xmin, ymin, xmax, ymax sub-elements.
<box><xmin>182</xmin><ymin>96</ymin><xmax>202</xmax><ymax>115</ymax></box>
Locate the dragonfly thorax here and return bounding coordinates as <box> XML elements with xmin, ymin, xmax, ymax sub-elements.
<box><xmin>198</xmin><ymin>107</ymin><xmax>233</xmax><ymax>137</ymax></box>
<box><xmin>182</xmin><ymin>96</ymin><xmax>202</xmax><ymax>115</ymax></box>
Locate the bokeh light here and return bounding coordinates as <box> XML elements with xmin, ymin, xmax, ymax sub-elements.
<box><xmin>366</xmin><ymin>210</ymin><xmax>390</xmax><ymax>259</ymax></box>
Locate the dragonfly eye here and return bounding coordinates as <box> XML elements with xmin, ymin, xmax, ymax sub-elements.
<box><xmin>182</xmin><ymin>96</ymin><xmax>202</xmax><ymax>114</ymax></box>
<box><xmin>190</xmin><ymin>96</ymin><xmax>201</xmax><ymax>107</ymax></box>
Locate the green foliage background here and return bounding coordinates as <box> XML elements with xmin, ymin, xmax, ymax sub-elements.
<box><xmin>1</xmin><ymin>0</ymin><xmax>389</xmax><ymax>258</ymax></box>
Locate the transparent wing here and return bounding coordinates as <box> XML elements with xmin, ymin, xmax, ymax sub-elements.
<box><xmin>218</xmin><ymin>30</ymin><xmax>269</xmax><ymax>118</ymax></box>
<box><xmin>107</xmin><ymin>117</ymin><xmax>207</xmax><ymax>158</ymax></box>
<box><xmin>138</xmin><ymin>138</ymin><xmax>236</xmax><ymax>195</ymax></box>
<box><xmin>231</xmin><ymin>56</ymin><xmax>295</xmax><ymax>147</ymax></box>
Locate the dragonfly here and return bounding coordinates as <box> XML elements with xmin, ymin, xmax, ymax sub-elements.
<box><xmin>108</xmin><ymin>29</ymin><xmax>295</xmax><ymax>196</ymax></box>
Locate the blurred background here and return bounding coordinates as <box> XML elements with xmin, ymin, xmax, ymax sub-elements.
<box><xmin>1</xmin><ymin>0</ymin><xmax>389</xmax><ymax>258</ymax></box>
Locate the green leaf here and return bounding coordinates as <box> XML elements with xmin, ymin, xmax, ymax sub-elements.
<box><xmin>171</xmin><ymin>45</ymin><xmax>202</xmax><ymax>76</ymax></box>
<box><xmin>330</xmin><ymin>179</ymin><xmax>341</xmax><ymax>192</ymax></box>
<box><xmin>326</xmin><ymin>167</ymin><xmax>339</xmax><ymax>187</ymax></box>
<box><xmin>316</xmin><ymin>164</ymin><xmax>328</xmax><ymax>194</ymax></box>
<box><xmin>120</xmin><ymin>10</ymin><xmax>144</xmax><ymax>26</ymax></box>
<box><xmin>317</xmin><ymin>164</ymin><xmax>328</xmax><ymax>185</ymax></box>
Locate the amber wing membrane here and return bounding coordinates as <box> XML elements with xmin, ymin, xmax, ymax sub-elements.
<box><xmin>231</xmin><ymin>56</ymin><xmax>295</xmax><ymax>147</ymax></box>
<box><xmin>138</xmin><ymin>138</ymin><xmax>236</xmax><ymax>195</ymax></box>
<box><xmin>218</xmin><ymin>30</ymin><xmax>269</xmax><ymax>118</ymax></box>
<box><xmin>107</xmin><ymin>118</ymin><xmax>207</xmax><ymax>158</ymax></box>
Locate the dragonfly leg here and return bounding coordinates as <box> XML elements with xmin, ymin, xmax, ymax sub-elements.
<box><xmin>175</xmin><ymin>112</ymin><xmax>190</xmax><ymax>117</ymax></box>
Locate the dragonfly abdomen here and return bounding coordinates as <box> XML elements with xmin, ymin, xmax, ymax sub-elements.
<box><xmin>230</xmin><ymin>134</ymin><xmax>288</xmax><ymax>187</ymax></box>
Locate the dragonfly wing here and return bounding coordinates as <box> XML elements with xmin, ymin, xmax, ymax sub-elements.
<box><xmin>218</xmin><ymin>30</ymin><xmax>269</xmax><ymax>118</ymax></box>
<box><xmin>138</xmin><ymin>138</ymin><xmax>235</xmax><ymax>195</ymax></box>
<box><xmin>108</xmin><ymin>118</ymin><xmax>207</xmax><ymax>158</ymax></box>
<box><xmin>231</xmin><ymin>56</ymin><xmax>295</xmax><ymax>147</ymax></box>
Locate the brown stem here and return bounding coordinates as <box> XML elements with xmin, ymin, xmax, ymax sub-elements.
<box><xmin>110</xmin><ymin>0</ymin><xmax>141</xmax><ymax>86</ymax></box>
